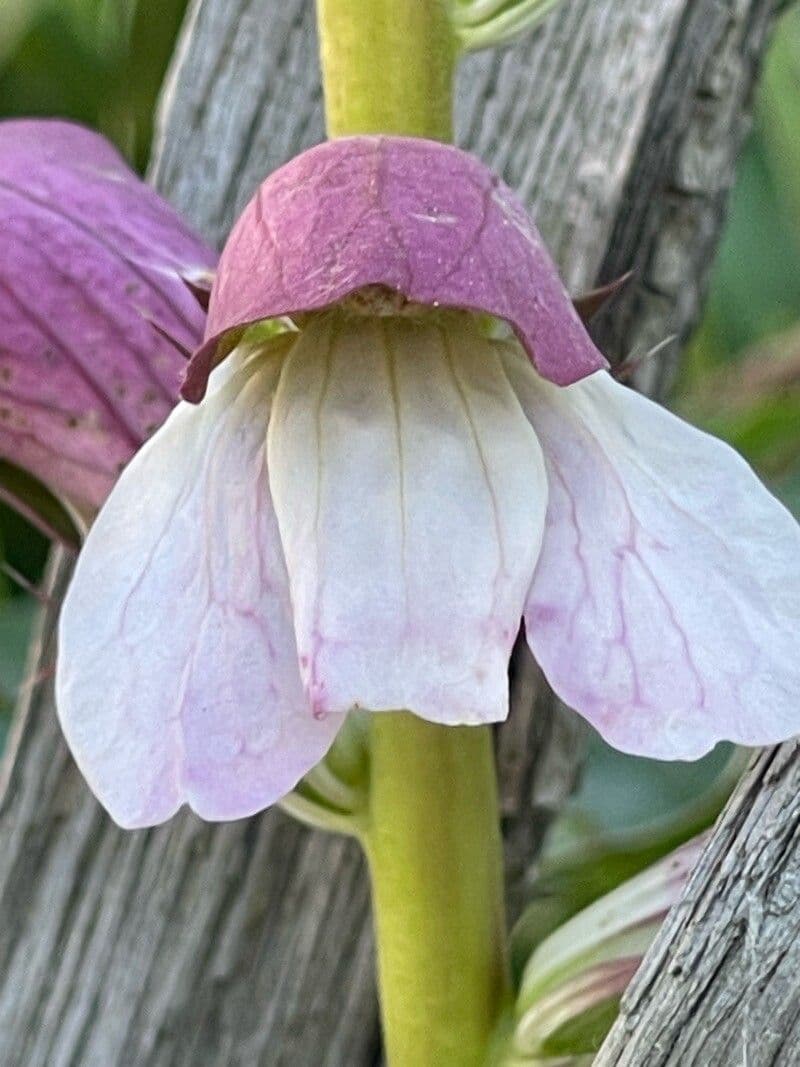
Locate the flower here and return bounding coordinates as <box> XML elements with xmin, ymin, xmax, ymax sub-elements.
<box><xmin>0</xmin><ymin>119</ymin><xmax>215</xmax><ymax>522</ymax></box>
<box><xmin>50</xmin><ymin>136</ymin><xmax>800</xmax><ymax>829</ymax></box>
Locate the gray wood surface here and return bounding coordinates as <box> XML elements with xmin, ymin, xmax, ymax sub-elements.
<box><xmin>0</xmin><ymin>0</ymin><xmax>780</xmax><ymax>1063</ymax></box>
<box><xmin>595</xmin><ymin>742</ymin><xmax>800</xmax><ymax>1066</ymax></box>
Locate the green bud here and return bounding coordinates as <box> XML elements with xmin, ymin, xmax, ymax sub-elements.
<box><xmin>498</xmin><ymin>835</ymin><xmax>708</xmax><ymax>1063</ymax></box>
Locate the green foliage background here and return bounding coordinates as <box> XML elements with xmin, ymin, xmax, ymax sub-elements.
<box><xmin>0</xmin><ymin>1</ymin><xmax>798</xmax><ymax>828</ymax></box>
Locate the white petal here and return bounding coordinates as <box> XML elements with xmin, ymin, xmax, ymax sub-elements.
<box><xmin>505</xmin><ymin>357</ymin><xmax>800</xmax><ymax>759</ymax></box>
<box><xmin>267</xmin><ymin>314</ymin><xmax>547</xmax><ymax>725</ymax></box>
<box><xmin>56</xmin><ymin>339</ymin><xmax>343</xmax><ymax>828</ymax></box>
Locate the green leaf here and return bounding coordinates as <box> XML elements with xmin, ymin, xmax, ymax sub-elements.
<box><xmin>101</xmin><ymin>0</ymin><xmax>190</xmax><ymax>170</ymax></box>
<box><xmin>759</xmin><ymin>7</ymin><xmax>800</xmax><ymax>235</ymax></box>
<box><xmin>0</xmin><ymin>462</ymin><xmax>81</xmax><ymax>551</ymax></box>
<box><xmin>0</xmin><ymin>594</ymin><xmax>37</xmax><ymax>747</ymax></box>
<box><xmin>0</xmin><ymin>7</ymin><xmax>114</xmax><ymax>124</ymax></box>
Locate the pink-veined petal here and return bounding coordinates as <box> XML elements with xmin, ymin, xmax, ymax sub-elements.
<box><xmin>267</xmin><ymin>313</ymin><xmax>547</xmax><ymax>725</ymax></box>
<box><xmin>56</xmin><ymin>340</ymin><xmax>342</xmax><ymax>828</ymax></box>
<box><xmin>505</xmin><ymin>357</ymin><xmax>800</xmax><ymax>759</ymax></box>
<box><xmin>0</xmin><ymin>119</ymin><xmax>215</xmax><ymax>513</ymax></box>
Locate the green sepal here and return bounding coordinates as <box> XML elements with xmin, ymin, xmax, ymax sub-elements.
<box><xmin>278</xmin><ymin>711</ymin><xmax>370</xmax><ymax>837</ymax></box>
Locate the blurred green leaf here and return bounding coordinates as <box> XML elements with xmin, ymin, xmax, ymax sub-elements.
<box><xmin>680</xmin><ymin>322</ymin><xmax>800</xmax><ymax>483</ymax></box>
<box><xmin>0</xmin><ymin>7</ymin><xmax>114</xmax><ymax>124</ymax></box>
<box><xmin>0</xmin><ymin>462</ymin><xmax>82</xmax><ymax>551</ymax></box>
<box><xmin>0</xmin><ymin>504</ymin><xmax>48</xmax><ymax>593</ymax></box>
<box><xmin>687</xmin><ymin>144</ymin><xmax>800</xmax><ymax>365</ymax></box>
<box><xmin>760</xmin><ymin>7</ymin><xmax>800</xmax><ymax>234</ymax></box>
<box><xmin>0</xmin><ymin>0</ymin><xmax>47</xmax><ymax>63</ymax></box>
<box><xmin>0</xmin><ymin>0</ymin><xmax>189</xmax><ymax>172</ymax></box>
<box><xmin>776</xmin><ymin>456</ymin><xmax>800</xmax><ymax>503</ymax></box>
<box><xmin>0</xmin><ymin>594</ymin><xmax>37</xmax><ymax>743</ymax></box>
<box><xmin>114</xmin><ymin>0</ymin><xmax>190</xmax><ymax>171</ymax></box>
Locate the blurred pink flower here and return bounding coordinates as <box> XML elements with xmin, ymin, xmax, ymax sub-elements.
<box><xmin>0</xmin><ymin>119</ymin><xmax>215</xmax><ymax>518</ymax></box>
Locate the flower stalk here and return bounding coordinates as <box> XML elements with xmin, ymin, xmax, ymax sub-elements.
<box><xmin>316</xmin><ymin>0</ymin><xmax>456</xmax><ymax>140</ymax></box>
<box><xmin>365</xmin><ymin>714</ymin><xmax>511</xmax><ymax>1067</ymax></box>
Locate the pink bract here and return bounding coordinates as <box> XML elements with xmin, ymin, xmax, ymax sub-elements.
<box><xmin>183</xmin><ymin>136</ymin><xmax>607</xmax><ymax>401</ymax></box>
<box><xmin>0</xmin><ymin>119</ymin><xmax>216</xmax><ymax>513</ymax></box>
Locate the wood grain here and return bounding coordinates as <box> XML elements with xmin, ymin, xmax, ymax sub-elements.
<box><xmin>595</xmin><ymin>743</ymin><xmax>800</xmax><ymax>1066</ymax></box>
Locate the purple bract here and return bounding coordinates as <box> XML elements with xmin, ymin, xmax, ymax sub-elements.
<box><xmin>183</xmin><ymin>136</ymin><xmax>607</xmax><ymax>401</ymax></box>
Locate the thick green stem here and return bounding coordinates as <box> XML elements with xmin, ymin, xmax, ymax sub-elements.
<box><xmin>365</xmin><ymin>714</ymin><xmax>511</xmax><ymax>1067</ymax></box>
<box><xmin>316</xmin><ymin>0</ymin><xmax>457</xmax><ymax>140</ymax></box>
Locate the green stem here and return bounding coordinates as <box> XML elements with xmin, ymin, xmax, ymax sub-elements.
<box><xmin>365</xmin><ymin>714</ymin><xmax>511</xmax><ymax>1067</ymax></box>
<box><xmin>316</xmin><ymin>0</ymin><xmax>457</xmax><ymax>140</ymax></box>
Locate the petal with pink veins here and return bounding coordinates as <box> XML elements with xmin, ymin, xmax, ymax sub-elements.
<box><xmin>504</xmin><ymin>356</ymin><xmax>800</xmax><ymax>759</ymax></box>
<box><xmin>56</xmin><ymin>339</ymin><xmax>343</xmax><ymax>828</ymax></box>
<box><xmin>267</xmin><ymin>313</ymin><xmax>547</xmax><ymax>725</ymax></box>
